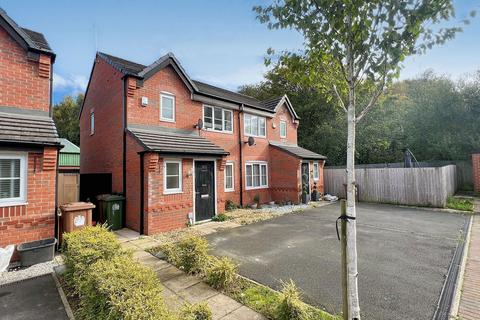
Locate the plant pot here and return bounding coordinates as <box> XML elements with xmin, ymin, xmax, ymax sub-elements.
<box><xmin>17</xmin><ymin>238</ymin><xmax>56</xmax><ymax>267</ymax></box>
<box><xmin>269</xmin><ymin>201</ymin><xmax>275</xmax><ymax>206</ymax></box>
<box><xmin>250</xmin><ymin>204</ymin><xmax>258</xmax><ymax>209</ymax></box>
<box><xmin>311</xmin><ymin>192</ymin><xmax>319</xmax><ymax>202</ymax></box>
<box><xmin>301</xmin><ymin>194</ymin><xmax>310</xmax><ymax>204</ymax></box>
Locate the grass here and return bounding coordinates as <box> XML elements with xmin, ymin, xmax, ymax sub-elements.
<box><xmin>446</xmin><ymin>196</ymin><xmax>474</xmax><ymax>212</ymax></box>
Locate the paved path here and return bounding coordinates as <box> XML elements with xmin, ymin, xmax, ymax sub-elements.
<box><xmin>457</xmin><ymin>200</ymin><xmax>480</xmax><ymax>320</ymax></box>
<box><xmin>119</xmin><ymin>234</ymin><xmax>265</xmax><ymax>320</ymax></box>
<box><xmin>207</xmin><ymin>202</ymin><xmax>468</xmax><ymax>320</ymax></box>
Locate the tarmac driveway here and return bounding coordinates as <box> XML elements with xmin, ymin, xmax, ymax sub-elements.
<box><xmin>207</xmin><ymin>203</ymin><xmax>469</xmax><ymax>320</ymax></box>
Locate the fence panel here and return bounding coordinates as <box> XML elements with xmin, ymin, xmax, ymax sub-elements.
<box><xmin>324</xmin><ymin>165</ymin><xmax>457</xmax><ymax>207</ymax></box>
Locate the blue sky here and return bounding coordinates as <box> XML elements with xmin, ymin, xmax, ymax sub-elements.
<box><xmin>1</xmin><ymin>0</ymin><xmax>479</xmax><ymax>103</ymax></box>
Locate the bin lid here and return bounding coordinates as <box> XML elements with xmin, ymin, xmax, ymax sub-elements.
<box><xmin>60</xmin><ymin>201</ymin><xmax>96</xmax><ymax>212</ymax></box>
<box><xmin>96</xmin><ymin>194</ymin><xmax>125</xmax><ymax>201</ymax></box>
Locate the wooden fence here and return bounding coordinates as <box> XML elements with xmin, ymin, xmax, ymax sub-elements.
<box><xmin>324</xmin><ymin>165</ymin><xmax>457</xmax><ymax>207</ymax></box>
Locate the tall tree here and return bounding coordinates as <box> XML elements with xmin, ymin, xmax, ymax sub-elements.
<box><xmin>254</xmin><ymin>1</ymin><xmax>470</xmax><ymax>318</ymax></box>
<box><xmin>53</xmin><ymin>94</ymin><xmax>84</xmax><ymax>146</ymax></box>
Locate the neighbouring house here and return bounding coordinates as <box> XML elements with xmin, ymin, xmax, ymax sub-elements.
<box><xmin>0</xmin><ymin>9</ymin><xmax>59</xmax><ymax>253</ymax></box>
<box><xmin>473</xmin><ymin>152</ymin><xmax>480</xmax><ymax>193</ymax></box>
<box><xmin>79</xmin><ymin>51</ymin><xmax>326</xmax><ymax>235</ymax></box>
<box><xmin>58</xmin><ymin>138</ymin><xmax>80</xmax><ymax>205</ymax></box>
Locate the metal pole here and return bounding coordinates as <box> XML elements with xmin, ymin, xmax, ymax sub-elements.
<box><xmin>341</xmin><ymin>199</ymin><xmax>349</xmax><ymax>320</ymax></box>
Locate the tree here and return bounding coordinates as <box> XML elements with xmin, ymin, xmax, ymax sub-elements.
<box><xmin>53</xmin><ymin>94</ymin><xmax>83</xmax><ymax>146</ymax></box>
<box><xmin>254</xmin><ymin>1</ymin><xmax>470</xmax><ymax>318</ymax></box>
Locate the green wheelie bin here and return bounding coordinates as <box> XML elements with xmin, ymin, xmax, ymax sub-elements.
<box><xmin>96</xmin><ymin>194</ymin><xmax>125</xmax><ymax>230</ymax></box>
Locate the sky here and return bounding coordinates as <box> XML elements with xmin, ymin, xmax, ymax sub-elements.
<box><xmin>1</xmin><ymin>0</ymin><xmax>479</xmax><ymax>104</ymax></box>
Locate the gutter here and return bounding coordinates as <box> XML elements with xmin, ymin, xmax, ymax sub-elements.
<box><xmin>238</xmin><ymin>104</ymin><xmax>244</xmax><ymax>207</ymax></box>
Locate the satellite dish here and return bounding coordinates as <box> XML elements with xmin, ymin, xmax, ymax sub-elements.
<box><xmin>195</xmin><ymin>119</ymin><xmax>203</xmax><ymax>130</ymax></box>
<box><xmin>247</xmin><ymin>136</ymin><xmax>255</xmax><ymax>146</ymax></box>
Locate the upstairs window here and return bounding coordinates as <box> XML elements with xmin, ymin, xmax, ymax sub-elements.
<box><xmin>160</xmin><ymin>93</ymin><xmax>175</xmax><ymax>122</ymax></box>
<box><xmin>280</xmin><ymin>120</ymin><xmax>287</xmax><ymax>138</ymax></box>
<box><xmin>246</xmin><ymin>162</ymin><xmax>268</xmax><ymax>189</ymax></box>
<box><xmin>0</xmin><ymin>154</ymin><xmax>26</xmax><ymax>206</ymax></box>
<box><xmin>244</xmin><ymin>114</ymin><xmax>266</xmax><ymax>137</ymax></box>
<box><xmin>90</xmin><ymin>112</ymin><xmax>95</xmax><ymax>135</ymax></box>
<box><xmin>313</xmin><ymin>162</ymin><xmax>319</xmax><ymax>181</ymax></box>
<box><xmin>203</xmin><ymin>105</ymin><xmax>233</xmax><ymax>133</ymax></box>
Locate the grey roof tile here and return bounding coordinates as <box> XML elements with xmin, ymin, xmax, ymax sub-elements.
<box><xmin>20</xmin><ymin>28</ymin><xmax>52</xmax><ymax>52</ymax></box>
<box><xmin>269</xmin><ymin>141</ymin><xmax>327</xmax><ymax>160</ymax></box>
<box><xmin>0</xmin><ymin>111</ymin><xmax>60</xmax><ymax>146</ymax></box>
<box><xmin>127</xmin><ymin>126</ymin><xmax>228</xmax><ymax>156</ymax></box>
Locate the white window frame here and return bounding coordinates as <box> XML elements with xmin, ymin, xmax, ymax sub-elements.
<box><xmin>244</xmin><ymin>113</ymin><xmax>266</xmax><ymax>138</ymax></box>
<box><xmin>245</xmin><ymin>161</ymin><xmax>268</xmax><ymax>190</ymax></box>
<box><xmin>160</xmin><ymin>92</ymin><xmax>176</xmax><ymax>122</ymax></box>
<box><xmin>280</xmin><ymin>120</ymin><xmax>287</xmax><ymax>138</ymax></box>
<box><xmin>90</xmin><ymin>111</ymin><xmax>95</xmax><ymax>135</ymax></box>
<box><xmin>202</xmin><ymin>105</ymin><xmax>233</xmax><ymax>134</ymax></box>
<box><xmin>0</xmin><ymin>153</ymin><xmax>27</xmax><ymax>206</ymax></box>
<box><xmin>224</xmin><ymin>162</ymin><xmax>234</xmax><ymax>192</ymax></box>
<box><xmin>313</xmin><ymin>162</ymin><xmax>319</xmax><ymax>181</ymax></box>
<box><xmin>163</xmin><ymin>159</ymin><xmax>182</xmax><ymax>194</ymax></box>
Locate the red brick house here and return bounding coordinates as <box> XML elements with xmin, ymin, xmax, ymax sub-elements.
<box><xmin>0</xmin><ymin>9</ymin><xmax>60</xmax><ymax>250</ymax></box>
<box><xmin>80</xmin><ymin>52</ymin><xmax>326</xmax><ymax>234</ymax></box>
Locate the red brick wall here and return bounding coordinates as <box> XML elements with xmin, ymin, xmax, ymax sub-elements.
<box><xmin>80</xmin><ymin>58</ymin><xmax>124</xmax><ymax>193</ymax></box>
<box><xmin>268</xmin><ymin>103</ymin><xmax>298</xmax><ymax>144</ymax></box>
<box><xmin>0</xmin><ymin>28</ymin><xmax>51</xmax><ymax>112</ymax></box>
<box><xmin>124</xmin><ymin>134</ymin><xmax>143</xmax><ymax>231</ymax></box>
<box><xmin>473</xmin><ymin>153</ymin><xmax>480</xmax><ymax>193</ymax></box>
<box><xmin>0</xmin><ymin>148</ymin><xmax>57</xmax><ymax>251</ymax></box>
<box><xmin>270</xmin><ymin>147</ymin><xmax>301</xmax><ymax>204</ymax></box>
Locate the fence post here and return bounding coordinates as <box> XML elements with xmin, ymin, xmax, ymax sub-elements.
<box><xmin>340</xmin><ymin>199</ymin><xmax>348</xmax><ymax>320</ymax></box>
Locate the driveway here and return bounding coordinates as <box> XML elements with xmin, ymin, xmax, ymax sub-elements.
<box><xmin>207</xmin><ymin>203</ymin><xmax>469</xmax><ymax>320</ymax></box>
<box><xmin>0</xmin><ymin>274</ymin><xmax>69</xmax><ymax>320</ymax></box>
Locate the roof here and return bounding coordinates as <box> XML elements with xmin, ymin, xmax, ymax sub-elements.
<box><xmin>127</xmin><ymin>125</ymin><xmax>229</xmax><ymax>156</ymax></box>
<box><xmin>0</xmin><ymin>109</ymin><xmax>60</xmax><ymax>146</ymax></box>
<box><xmin>269</xmin><ymin>141</ymin><xmax>327</xmax><ymax>160</ymax></box>
<box><xmin>95</xmin><ymin>52</ymin><xmax>297</xmax><ymax>118</ymax></box>
<box><xmin>59</xmin><ymin>138</ymin><xmax>80</xmax><ymax>154</ymax></box>
<box><xmin>0</xmin><ymin>8</ymin><xmax>54</xmax><ymax>57</ymax></box>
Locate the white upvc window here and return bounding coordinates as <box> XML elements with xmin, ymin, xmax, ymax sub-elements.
<box><xmin>245</xmin><ymin>161</ymin><xmax>268</xmax><ymax>189</ymax></box>
<box><xmin>90</xmin><ymin>112</ymin><xmax>95</xmax><ymax>135</ymax></box>
<box><xmin>313</xmin><ymin>162</ymin><xmax>319</xmax><ymax>181</ymax></box>
<box><xmin>224</xmin><ymin>162</ymin><xmax>234</xmax><ymax>192</ymax></box>
<box><xmin>163</xmin><ymin>159</ymin><xmax>182</xmax><ymax>194</ymax></box>
<box><xmin>244</xmin><ymin>113</ymin><xmax>266</xmax><ymax>138</ymax></box>
<box><xmin>203</xmin><ymin>105</ymin><xmax>233</xmax><ymax>133</ymax></box>
<box><xmin>280</xmin><ymin>120</ymin><xmax>287</xmax><ymax>138</ymax></box>
<box><xmin>0</xmin><ymin>153</ymin><xmax>27</xmax><ymax>206</ymax></box>
<box><xmin>160</xmin><ymin>93</ymin><xmax>175</xmax><ymax>122</ymax></box>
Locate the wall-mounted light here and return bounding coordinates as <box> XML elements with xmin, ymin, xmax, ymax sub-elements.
<box><xmin>187</xmin><ymin>168</ymin><xmax>193</xmax><ymax>177</ymax></box>
<box><xmin>272</xmin><ymin>122</ymin><xmax>276</xmax><ymax>129</ymax></box>
<box><xmin>141</xmin><ymin>96</ymin><xmax>148</xmax><ymax>107</ymax></box>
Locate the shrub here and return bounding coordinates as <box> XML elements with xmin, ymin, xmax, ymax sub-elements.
<box><xmin>162</xmin><ymin>234</ymin><xmax>209</xmax><ymax>274</ymax></box>
<box><xmin>446</xmin><ymin>196</ymin><xmax>474</xmax><ymax>212</ymax></box>
<box><xmin>181</xmin><ymin>302</ymin><xmax>212</xmax><ymax>320</ymax></box>
<box><xmin>78</xmin><ymin>256</ymin><xmax>175</xmax><ymax>320</ymax></box>
<box><xmin>277</xmin><ymin>280</ymin><xmax>308</xmax><ymax>320</ymax></box>
<box><xmin>211</xmin><ymin>213</ymin><xmax>230</xmax><ymax>222</ymax></box>
<box><xmin>206</xmin><ymin>256</ymin><xmax>238</xmax><ymax>290</ymax></box>
<box><xmin>225</xmin><ymin>200</ymin><xmax>238</xmax><ymax>211</ymax></box>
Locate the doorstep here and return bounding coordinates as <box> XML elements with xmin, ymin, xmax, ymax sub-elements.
<box><xmin>127</xmin><ymin>244</ymin><xmax>265</xmax><ymax>320</ymax></box>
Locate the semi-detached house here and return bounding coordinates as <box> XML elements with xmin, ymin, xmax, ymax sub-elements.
<box><xmin>80</xmin><ymin>52</ymin><xmax>326</xmax><ymax>235</ymax></box>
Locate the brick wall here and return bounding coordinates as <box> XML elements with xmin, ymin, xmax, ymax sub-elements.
<box><xmin>0</xmin><ymin>28</ymin><xmax>51</xmax><ymax>112</ymax></box>
<box><xmin>473</xmin><ymin>153</ymin><xmax>480</xmax><ymax>193</ymax></box>
<box><xmin>0</xmin><ymin>147</ymin><xmax>57</xmax><ymax>251</ymax></box>
<box><xmin>270</xmin><ymin>147</ymin><xmax>301</xmax><ymax>204</ymax></box>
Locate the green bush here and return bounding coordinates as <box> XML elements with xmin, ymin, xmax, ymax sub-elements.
<box><xmin>446</xmin><ymin>196</ymin><xmax>474</xmax><ymax>211</ymax></box>
<box><xmin>211</xmin><ymin>213</ymin><xmax>230</xmax><ymax>222</ymax></box>
<box><xmin>78</xmin><ymin>256</ymin><xmax>175</xmax><ymax>320</ymax></box>
<box><xmin>181</xmin><ymin>302</ymin><xmax>212</xmax><ymax>320</ymax></box>
<box><xmin>162</xmin><ymin>234</ymin><xmax>209</xmax><ymax>274</ymax></box>
<box><xmin>206</xmin><ymin>256</ymin><xmax>237</xmax><ymax>290</ymax></box>
<box><xmin>225</xmin><ymin>200</ymin><xmax>238</xmax><ymax>211</ymax></box>
<box><xmin>277</xmin><ymin>280</ymin><xmax>308</xmax><ymax>320</ymax></box>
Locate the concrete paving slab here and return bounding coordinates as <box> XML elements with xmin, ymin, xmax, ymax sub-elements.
<box><xmin>156</xmin><ymin>265</ymin><xmax>185</xmax><ymax>282</ymax></box>
<box><xmin>206</xmin><ymin>293</ymin><xmax>243</xmax><ymax>320</ymax></box>
<box><xmin>114</xmin><ymin>228</ymin><xmax>140</xmax><ymax>241</ymax></box>
<box><xmin>132</xmin><ymin>250</ymin><xmax>153</xmax><ymax>261</ymax></box>
<box><xmin>0</xmin><ymin>274</ymin><xmax>69</xmax><ymax>320</ymax></box>
<box><xmin>163</xmin><ymin>274</ymin><xmax>202</xmax><ymax>292</ymax></box>
<box><xmin>178</xmin><ymin>281</ymin><xmax>219</xmax><ymax>304</ymax></box>
<box><xmin>223</xmin><ymin>306</ymin><xmax>266</xmax><ymax>320</ymax></box>
<box><xmin>162</xmin><ymin>286</ymin><xmax>185</xmax><ymax>310</ymax></box>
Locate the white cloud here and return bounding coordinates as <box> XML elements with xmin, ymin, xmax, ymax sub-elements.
<box><xmin>53</xmin><ymin>73</ymin><xmax>88</xmax><ymax>94</ymax></box>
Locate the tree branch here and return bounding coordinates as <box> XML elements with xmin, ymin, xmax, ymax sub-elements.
<box><xmin>333</xmin><ymin>84</ymin><xmax>348</xmax><ymax>113</ymax></box>
<box><xmin>355</xmin><ymin>76</ymin><xmax>386</xmax><ymax>122</ymax></box>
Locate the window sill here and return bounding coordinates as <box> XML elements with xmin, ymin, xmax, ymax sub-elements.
<box><xmin>160</xmin><ymin>118</ymin><xmax>176</xmax><ymax>123</ymax></box>
<box><xmin>244</xmin><ymin>134</ymin><xmax>266</xmax><ymax>139</ymax></box>
<box><xmin>163</xmin><ymin>190</ymin><xmax>183</xmax><ymax>195</ymax></box>
<box><xmin>313</xmin><ymin>178</ymin><xmax>319</xmax><ymax>181</ymax></box>
<box><xmin>0</xmin><ymin>201</ymin><xmax>28</xmax><ymax>208</ymax></box>
<box><xmin>245</xmin><ymin>186</ymin><xmax>268</xmax><ymax>191</ymax></box>
<box><xmin>225</xmin><ymin>189</ymin><xmax>235</xmax><ymax>193</ymax></box>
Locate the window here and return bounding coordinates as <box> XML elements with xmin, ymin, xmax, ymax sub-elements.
<box><xmin>0</xmin><ymin>154</ymin><xmax>26</xmax><ymax>206</ymax></box>
<box><xmin>245</xmin><ymin>162</ymin><xmax>268</xmax><ymax>189</ymax></box>
<box><xmin>280</xmin><ymin>120</ymin><xmax>287</xmax><ymax>138</ymax></box>
<box><xmin>160</xmin><ymin>93</ymin><xmax>175</xmax><ymax>122</ymax></box>
<box><xmin>313</xmin><ymin>162</ymin><xmax>319</xmax><ymax>181</ymax></box>
<box><xmin>90</xmin><ymin>112</ymin><xmax>94</xmax><ymax>135</ymax></box>
<box><xmin>164</xmin><ymin>160</ymin><xmax>182</xmax><ymax>194</ymax></box>
<box><xmin>203</xmin><ymin>105</ymin><xmax>233</xmax><ymax>133</ymax></box>
<box><xmin>244</xmin><ymin>114</ymin><xmax>266</xmax><ymax>137</ymax></box>
<box><xmin>224</xmin><ymin>162</ymin><xmax>234</xmax><ymax>192</ymax></box>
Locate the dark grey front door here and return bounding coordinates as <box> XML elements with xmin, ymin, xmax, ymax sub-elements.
<box><xmin>195</xmin><ymin>161</ymin><xmax>215</xmax><ymax>221</ymax></box>
<box><xmin>301</xmin><ymin>162</ymin><xmax>310</xmax><ymax>193</ymax></box>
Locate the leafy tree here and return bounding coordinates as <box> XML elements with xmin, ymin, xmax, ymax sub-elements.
<box><xmin>53</xmin><ymin>94</ymin><xmax>83</xmax><ymax>146</ymax></box>
<box><xmin>253</xmin><ymin>1</ymin><xmax>470</xmax><ymax>318</ymax></box>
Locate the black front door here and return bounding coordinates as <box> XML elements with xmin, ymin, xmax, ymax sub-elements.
<box><xmin>301</xmin><ymin>162</ymin><xmax>310</xmax><ymax>194</ymax></box>
<box><xmin>195</xmin><ymin>161</ymin><xmax>215</xmax><ymax>222</ymax></box>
